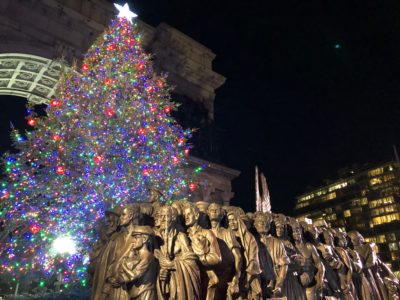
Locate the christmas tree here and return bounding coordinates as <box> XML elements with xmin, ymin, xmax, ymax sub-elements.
<box><xmin>0</xmin><ymin>6</ymin><xmax>192</xmax><ymax>287</ymax></box>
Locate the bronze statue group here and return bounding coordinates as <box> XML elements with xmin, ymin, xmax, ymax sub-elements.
<box><xmin>88</xmin><ymin>189</ymin><xmax>400</xmax><ymax>300</ymax></box>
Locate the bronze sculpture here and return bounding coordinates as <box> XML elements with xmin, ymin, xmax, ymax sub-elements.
<box><xmin>88</xmin><ymin>198</ymin><xmax>400</xmax><ymax>300</ymax></box>
<box><xmin>155</xmin><ymin>205</ymin><xmax>200</xmax><ymax>300</ymax></box>
<box><xmin>253</xmin><ymin>212</ymin><xmax>288</xmax><ymax>298</ymax></box>
<box><xmin>116</xmin><ymin>226</ymin><xmax>158</xmax><ymax>300</ymax></box>
<box><xmin>183</xmin><ymin>202</ymin><xmax>221</xmax><ymax>300</ymax></box>
<box><xmin>207</xmin><ymin>202</ymin><xmax>242</xmax><ymax>299</ymax></box>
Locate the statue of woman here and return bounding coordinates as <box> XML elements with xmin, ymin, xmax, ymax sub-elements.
<box><xmin>155</xmin><ymin>205</ymin><xmax>200</xmax><ymax>300</ymax></box>
<box><xmin>253</xmin><ymin>212</ymin><xmax>289</xmax><ymax>299</ymax></box>
<box><xmin>333</xmin><ymin>229</ymin><xmax>356</xmax><ymax>300</ymax></box>
<box><xmin>288</xmin><ymin>219</ymin><xmax>324</xmax><ymax>300</ymax></box>
<box><xmin>348</xmin><ymin>231</ymin><xmax>385</xmax><ymax>300</ymax></box>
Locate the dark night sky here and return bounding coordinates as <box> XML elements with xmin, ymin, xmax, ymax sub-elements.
<box><xmin>1</xmin><ymin>0</ymin><xmax>400</xmax><ymax>214</ymax></box>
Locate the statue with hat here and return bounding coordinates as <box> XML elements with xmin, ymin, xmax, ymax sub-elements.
<box><xmin>115</xmin><ymin>226</ymin><xmax>158</xmax><ymax>300</ymax></box>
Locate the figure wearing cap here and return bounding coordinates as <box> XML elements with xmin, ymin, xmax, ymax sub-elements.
<box><xmin>115</xmin><ymin>226</ymin><xmax>158</xmax><ymax>300</ymax></box>
<box><xmin>90</xmin><ymin>207</ymin><xmax>122</xmax><ymax>300</ymax></box>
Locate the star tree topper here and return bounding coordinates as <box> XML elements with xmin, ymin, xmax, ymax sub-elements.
<box><xmin>114</xmin><ymin>2</ymin><xmax>138</xmax><ymax>22</ymax></box>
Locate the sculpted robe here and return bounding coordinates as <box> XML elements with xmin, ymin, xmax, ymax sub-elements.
<box><xmin>157</xmin><ymin>229</ymin><xmax>201</xmax><ymax>300</ymax></box>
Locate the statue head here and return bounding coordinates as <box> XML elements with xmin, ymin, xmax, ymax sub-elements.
<box><xmin>321</xmin><ymin>230</ymin><xmax>334</xmax><ymax>246</ymax></box>
<box><xmin>149</xmin><ymin>187</ymin><xmax>163</xmax><ymax>204</ymax></box>
<box><xmin>183</xmin><ymin>203</ymin><xmax>200</xmax><ymax>227</ymax></box>
<box><xmin>303</xmin><ymin>223</ymin><xmax>319</xmax><ymax>240</ymax></box>
<box><xmin>274</xmin><ymin>214</ymin><xmax>287</xmax><ymax>238</ymax></box>
<box><xmin>348</xmin><ymin>231</ymin><xmax>364</xmax><ymax>246</ymax></box>
<box><xmin>227</xmin><ymin>210</ymin><xmax>239</xmax><ymax>232</ymax></box>
<box><xmin>119</xmin><ymin>204</ymin><xmax>139</xmax><ymax>227</ymax></box>
<box><xmin>289</xmin><ymin>219</ymin><xmax>303</xmax><ymax>242</ymax></box>
<box><xmin>159</xmin><ymin>205</ymin><xmax>174</xmax><ymax>231</ymax></box>
<box><xmin>253</xmin><ymin>212</ymin><xmax>272</xmax><ymax>235</ymax></box>
<box><xmin>334</xmin><ymin>229</ymin><xmax>348</xmax><ymax>248</ymax></box>
<box><xmin>131</xmin><ymin>226</ymin><xmax>154</xmax><ymax>250</ymax></box>
<box><xmin>207</xmin><ymin>202</ymin><xmax>223</xmax><ymax>222</ymax></box>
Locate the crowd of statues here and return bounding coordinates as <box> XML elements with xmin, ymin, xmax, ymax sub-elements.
<box><xmin>88</xmin><ymin>189</ymin><xmax>400</xmax><ymax>300</ymax></box>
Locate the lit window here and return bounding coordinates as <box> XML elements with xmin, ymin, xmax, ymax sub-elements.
<box><xmin>389</xmin><ymin>242</ymin><xmax>399</xmax><ymax>251</ymax></box>
<box><xmin>344</xmin><ymin>210</ymin><xmax>351</xmax><ymax>217</ymax></box>
<box><xmin>370</xmin><ymin>177</ymin><xmax>383</xmax><ymax>186</ymax></box>
<box><xmin>384</xmin><ymin>173</ymin><xmax>395</xmax><ymax>182</ymax></box>
<box><xmin>370</xmin><ymin>204</ymin><xmax>398</xmax><ymax>217</ymax></box>
<box><xmin>387</xmin><ymin>233</ymin><xmax>397</xmax><ymax>242</ymax></box>
<box><xmin>328</xmin><ymin>182</ymin><xmax>348</xmax><ymax>192</ymax></box>
<box><xmin>315</xmin><ymin>190</ymin><xmax>327</xmax><ymax>196</ymax></box>
<box><xmin>376</xmin><ymin>235</ymin><xmax>386</xmax><ymax>243</ymax></box>
<box><xmin>368</xmin><ymin>167</ymin><xmax>384</xmax><ymax>177</ymax></box>
<box><xmin>371</xmin><ymin>213</ymin><xmax>400</xmax><ymax>225</ymax></box>
<box><xmin>369</xmin><ymin>196</ymin><xmax>395</xmax><ymax>208</ymax></box>
<box><xmin>360</xmin><ymin>197</ymin><xmax>368</xmax><ymax>205</ymax></box>
<box><xmin>326</xmin><ymin>192</ymin><xmax>336</xmax><ymax>201</ymax></box>
<box><xmin>391</xmin><ymin>252</ymin><xmax>399</xmax><ymax>261</ymax></box>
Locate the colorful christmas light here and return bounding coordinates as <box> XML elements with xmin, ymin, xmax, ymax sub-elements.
<box><xmin>0</xmin><ymin>13</ymin><xmax>193</xmax><ymax>285</ymax></box>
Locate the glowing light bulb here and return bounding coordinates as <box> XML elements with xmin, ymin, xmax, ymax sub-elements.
<box><xmin>51</xmin><ymin>236</ymin><xmax>77</xmax><ymax>255</ymax></box>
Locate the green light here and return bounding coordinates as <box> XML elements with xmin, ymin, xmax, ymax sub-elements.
<box><xmin>334</xmin><ymin>44</ymin><xmax>341</xmax><ymax>49</ymax></box>
<box><xmin>39</xmin><ymin>281</ymin><xmax>45</xmax><ymax>287</ymax></box>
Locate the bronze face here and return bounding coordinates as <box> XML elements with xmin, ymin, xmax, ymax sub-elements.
<box><xmin>119</xmin><ymin>207</ymin><xmax>132</xmax><ymax>226</ymax></box>
<box><xmin>292</xmin><ymin>225</ymin><xmax>302</xmax><ymax>242</ymax></box>
<box><xmin>227</xmin><ymin>214</ymin><xmax>238</xmax><ymax>231</ymax></box>
<box><xmin>183</xmin><ymin>207</ymin><xmax>197</xmax><ymax>227</ymax></box>
<box><xmin>207</xmin><ymin>203</ymin><xmax>222</xmax><ymax>221</ymax></box>
<box><xmin>159</xmin><ymin>206</ymin><xmax>172</xmax><ymax>231</ymax></box>
<box><xmin>254</xmin><ymin>217</ymin><xmax>269</xmax><ymax>235</ymax></box>
<box><xmin>131</xmin><ymin>233</ymin><xmax>146</xmax><ymax>250</ymax></box>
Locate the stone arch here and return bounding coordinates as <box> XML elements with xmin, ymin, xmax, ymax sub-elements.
<box><xmin>0</xmin><ymin>53</ymin><xmax>63</xmax><ymax>104</ymax></box>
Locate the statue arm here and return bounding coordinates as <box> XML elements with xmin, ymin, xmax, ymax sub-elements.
<box><xmin>118</xmin><ymin>256</ymin><xmax>151</xmax><ymax>283</ymax></box>
<box><xmin>275</xmin><ymin>241</ymin><xmax>289</xmax><ymax>290</ymax></box>
<box><xmin>310</xmin><ymin>244</ymin><xmax>325</xmax><ymax>290</ymax></box>
<box><xmin>200</xmin><ymin>231</ymin><xmax>222</xmax><ymax>266</ymax></box>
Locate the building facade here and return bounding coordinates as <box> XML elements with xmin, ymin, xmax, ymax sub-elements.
<box><xmin>293</xmin><ymin>161</ymin><xmax>400</xmax><ymax>273</ymax></box>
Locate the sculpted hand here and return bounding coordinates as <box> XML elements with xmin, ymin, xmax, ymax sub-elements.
<box><xmin>107</xmin><ymin>277</ymin><xmax>120</xmax><ymax>288</ymax></box>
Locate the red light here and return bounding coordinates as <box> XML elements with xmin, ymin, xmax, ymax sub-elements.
<box><xmin>172</xmin><ymin>156</ymin><xmax>179</xmax><ymax>164</ymax></box>
<box><xmin>105</xmin><ymin>79</ymin><xmax>111</xmax><ymax>85</ymax></box>
<box><xmin>178</xmin><ymin>138</ymin><xmax>185</xmax><ymax>146</ymax></box>
<box><xmin>189</xmin><ymin>183</ymin><xmax>197</xmax><ymax>191</ymax></box>
<box><xmin>29</xmin><ymin>224</ymin><xmax>40</xmax><ymax>234</ymax></box>
<box><xmin>52</xmin><ymin>134</ymin><xmax>61</xmax><ymax>141</ymax></box>
<box><xmin>138</xmin><ymin>63</ymin><xmax>145</xmax><ymax>70</ymax></box>
<box><xmin>147</xmin><ymin>86</ymin><xmax>154</xmax><ymax>93</ymax></box>
<box><xmin>150</xmin><ymin>106</ymin><xmax>156</xmax><ymax>113</ymax></box>
<box><xmin>143</xmin><ymin>169</ymin><xmax>149</xmax><ymax>177</ymax></box>
<box><xmin>94</xmin><ymin>155</ymin><xmax>103</xmax><ymax>164</ymax></box>
<box><xmin>105</xmin><ymin>108</ymin><xmax>114</xmax><ymax>117</ymax></box>
<box><xmin>184</xmin><ymin>148</ymin><xmax>190</xmax><ymax>155</ymax></box>
<box><xmin>127</xmin><ymin>38</ymin><xmax>133</xmax><ymax>44</ymax></box>
<box><xmin>107</xmin><ymin>44</ymin><xmax>115</xmax><ymax>51</ymax></box>
<box><xmin>164</xmin><ymin>106</ymin><xmax>171</xmax><ymax>113</ymax></box>
<box><xmin>82</xmin><ymin>64</ymin><xmax>89</xmax><ymax>71</ymax></box>
<box><xmin>27</xmin><ymin>118</ymin><xmax>36</xmax><ymax>126</ymax></box>
<box><xmin>50</xmin><ymin>99</ymin><xmax>60</xmax><ymax>107</ymax></box>
<box><xmin>138</xmin><ymin>128</ymin><xmax>145</xmax><ymax>135</ymax></box>
<box><xmin>157</xmin><ymin>80</ymin><xmax>164</xmax><ymax>88</ymax></box>
<box><xmin>56</xmin><ymin>166</ymin><xmax>65</xmax><ymax>175</ymax></box>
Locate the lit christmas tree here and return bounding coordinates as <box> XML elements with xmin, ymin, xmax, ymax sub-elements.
<box><xmin>0</xmin><ymin>5</ymin><xmax>192</xmax><ymax>286</ymax></box>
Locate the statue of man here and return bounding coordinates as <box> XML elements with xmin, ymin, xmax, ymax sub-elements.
<box><xmin>317</xmin><ymin>229</ymin><xmax>345</xmax><ymax>298</ymax></box>
<box><xmin>253</xmin><ymin>212</ymin><xmax>289</xmax><ymax>298</ymax></box>
<box><xmin>226</xmin><ymin>209</ymin><xmax>262</xmax><ymax>300</ymax></box>
<box><xmin>89</xmin><ymin>208</ymin><xmax>121</xmax><ymax>300</ymax></box>
<box><xmin>207</xmin><ymin>202</ymin><xmax>242</xmax><ymax>300</ymax></box>
<box><xmin>290</xmin><ymin>220</ymin><xmax>324</xmax><ymax>300</ymax></box>
<box><xmin>348</xmin><ymin>231</ymin><xmax>386</xmax><ymax>300</ymax></box>
<box><xmin>183</xmin><ymin>202</ymin><xmax>222</xmax><ymax>300</ymax></box>
<box><xmin>149</xmin><ymin>187</ymin><xmax>163</xmax><ymax>216</ymax></box>
<box><xmin>155</xmin><ymin>205</ymin><xmax>201</xmax><ymax>300</ymax></box>
<box><xmin>115</xmin><ymin>226</ymin><xmax>158</xmax><ymax>300</ymax></box>
<box><xmin>334</xmin><ymin>229</ymin><xmax>361</xmax><ymax>300</ymax></box>
<box><xmin>102</xmin><ymin>204</ymin><xmax>140</xmax><ymax>300</ymax></box>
